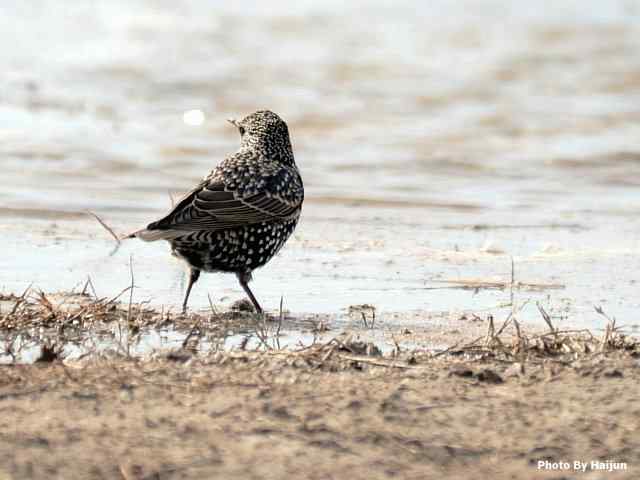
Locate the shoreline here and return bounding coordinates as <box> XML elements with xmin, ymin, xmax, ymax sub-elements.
<box><xmin>2</xmin><ymin>288</ymin><xmax>636</xmax><ymax>364</ymax></box>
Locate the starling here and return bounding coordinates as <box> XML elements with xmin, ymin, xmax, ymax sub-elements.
<box><xmin>127</xmin><ymin>110</ymin><xmax>304</xmax><ymax>314</ymax></box>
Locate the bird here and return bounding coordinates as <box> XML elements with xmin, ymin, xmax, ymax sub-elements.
<box><xmin>126</xmin><ymin>110</ymin><xmax>304</xmax><ymax>314</ymax></box>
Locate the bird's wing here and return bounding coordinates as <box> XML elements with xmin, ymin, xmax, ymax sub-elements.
<box><xmin>143</xmin><ymin>157</ymin><xmax>303</xmax><ymax>236</ymax></box>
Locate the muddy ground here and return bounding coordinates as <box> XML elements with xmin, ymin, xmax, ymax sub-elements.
<box><xmin>1</xmin><ymin>292</ymin><xmax>639</xmax><ymax>479</ymax></box>
<box><xmin>1</xmin><ymin>341</ymin><xmax>639</xmax><ymax>479</ymax></box>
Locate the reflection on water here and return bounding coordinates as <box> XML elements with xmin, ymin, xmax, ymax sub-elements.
<box><xmin>0</xmin><ymin>325</ymin><xmax>338</xmax><ymax>365</ymax></box>
<box><xmin>1</xmin><ymin>1</ymin><xmax>640</xmax><ymax>331</ymax></box>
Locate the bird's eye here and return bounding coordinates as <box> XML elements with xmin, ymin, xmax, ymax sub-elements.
<box><xmin>239</xmin><ymin>126</ymin><xmax>246</xmax><ymax>135</ymax></box>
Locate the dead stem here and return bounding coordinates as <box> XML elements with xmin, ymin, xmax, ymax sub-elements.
<box><xmin>276</xmin><ymin>296</ymin><xmax>284</xmax><ymax>350</ymax></box>
<box><xmin>181</xmin><ymin>321</ymin><xmax>201</xmax><ymax>350</ymax></box>
<box><xmin>509</xmin><ymin>256</ymin><xmax>515</xmax><ymax>306</ymax></box>
<box><xmin>207</xmin><ymin>294</ymin><xmax>218</xmax><ymax>316</ymax></box>
<box><xmin>126</xmin><ymin>255</ymin><xmax>135</xmax><ymax>324</ymax></box>
<box><xmin>81</xmin><ymin>276</ymin><xmax>98</xmax><ymax>298</ymax></box>
<box><xmin>536</xmin><ymin>302</ymin><xmax>557</xmax><ymax>335</ymax></box>
<box><xmin>87</xmin><ymin>211</ymin><xmax>121</xmax><ymax>244</ymax></box>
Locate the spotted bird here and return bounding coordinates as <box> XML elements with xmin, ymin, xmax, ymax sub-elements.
<box><xmin>127</xmin><ymin>110</ymin><xmax>304</xmax><ymax>314</ymax></box>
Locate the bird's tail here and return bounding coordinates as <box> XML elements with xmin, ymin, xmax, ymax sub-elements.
<box><xmin>124</xmin><ymin>228</ymin><xmax>186</xmax><ymax>242</ymax></box>
<box><xmin>88</xmin><ymin>211</ymin><xmax>184</xmax><ymax>244</ymax></box>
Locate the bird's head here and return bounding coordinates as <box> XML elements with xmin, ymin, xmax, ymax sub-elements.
<box><xmin>228</xmin><ymin>110</ymin><xmax>294</xmax><ymax>162</ymax></box>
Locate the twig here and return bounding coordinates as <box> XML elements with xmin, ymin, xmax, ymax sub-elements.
<box><xmin>595</xmin><ymin>306</ymin><xmax>617</xmax><ymax>352</ymax></box>
<box><xmin>127</xmin><ymin>255</ymin><xmax>135</xmax><ymax>324</ymax></box>
<box><xmin>495</xmin><ymin>311</ymin><xmax>514</xmax><ymax>337</ymax></box>
<box><xmin>276</xmin><ymin>296</ymin><xmax>284</xmax><ymax>350</ymax></box>
<box><xmin>536</xmin><ymin>302</ymin><xmax>556</xmax><ymax>334</ymax></box>
<box><xmin>8</xmin><ymin>283</ymin><xmax>33</xmax><ymax>316</ymax></box>
<box><xmin>105</xmin><ymin>286</ymin><xmax>134</xmax><ymax>306</ymax></box>
<box><xmin>320</xmin><ymin>344</ymin><xmax>336</xmax><ymax>362</ymax></box>
<box><xmin>36</xmin><ymin>290</ymin><xmax>55</xmax><ymax>315</ymax></box>
<box><xmin>359</xmin><ymin>307</ymin><xmax>375</xmax><ymax>329</ymax></box>
<box><xmin>239</xmin><ymin>335</ymin><xmax>251</xmax><ymax>350</ymax></box>
<box><xmin>253</xmin><ymin>315</ymin><xmax>274</xmax><ymax>351</ymax></box>
<box><xmin>513</xmin><ymin>319</ymin><xmax>526</xmax><ymax>374</ymax></box>
<box><xmin>207</xmin><ymin>293</ymin><xmax>218</xmax><ymax>316</ymax></box>
<box><xmin>337</xmin><ymin>354</ymin><xmax>423</xmax><ymax>369</ymax></box>
<box><xmin>181</xmin><ymin>322</ymin><xmax>201</xmax><ymax>350</ymax></box>
<box><xmin>513</xmin><ymin>319</ymin><xmax>522</xmax><ymax>344</ymax></box>
<box><xmin>81</xmin><ymin>276</ymin><xmax>98</xmax><ymax>298</ymax></box>
<box><xmin>433</xmin><ymin>341</ymin><xmax>463</xmax><ymax>357</ymax></box>
<box><xmin>485</xmin><ymin>315</ymin><xmax>495</xmax><ymax>346</ymax></box>
<box><xmin>390</xmin><ymin>334</ymin><xmax>401</xmax><ymax>357</ymax></box>
<box><xmin>594</xmin><ymin>305</ymin><xmax>616</xmax><ymax>326</ymax></box>
<box><xmin>510</xmin><ymin>256</ymin><xmax>515</xmax><ymax>306</ymax></box>
<box><xmin>87</xmin><ymin>211</ymin><xmax>121</xmax><ymax>244</ymax></box>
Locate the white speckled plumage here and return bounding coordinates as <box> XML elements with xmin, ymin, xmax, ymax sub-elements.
<box><xmin>130</xmin><ymin>110</ymin><xmax>303</xmax><ymax>313</ymax></box>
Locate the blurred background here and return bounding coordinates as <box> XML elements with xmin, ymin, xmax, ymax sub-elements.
<box><xmin>1</xmin><ymin>0</ymin><xmax>639</xmax><ymax>329</ymax></box>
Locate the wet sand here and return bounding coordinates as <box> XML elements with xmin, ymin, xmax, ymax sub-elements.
<box><xmin>1</xmin><ymin>292</ymin><xmax>639</xmax><ymax>479</ymax></box>
<box><xmin>1</xmin><ymin>346</ymin><xmax>638</xmax><ymax>479</ymax></box>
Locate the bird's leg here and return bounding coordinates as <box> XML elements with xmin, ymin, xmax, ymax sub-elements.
<box><xmin>182</xmin><ymin>268</ymin><xmax>201</xmax><ymax>313</ymax></box>
<box><xmin>236</xmin><ymin>271</ymin><xmax>263</xmax><ymax>315</ymax></box>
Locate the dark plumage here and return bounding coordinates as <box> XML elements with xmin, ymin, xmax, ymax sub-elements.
<box><xmin>129</xmin><ymin>110</ymin><xmax>304</xmax><ymax>313</ymax></box>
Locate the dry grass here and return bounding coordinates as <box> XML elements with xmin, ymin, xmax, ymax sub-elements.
<box><xmin>429</xmin><ymin>303</ymin><xmax>638</xmax><ymax>372</ymax></box>
<box><xmin>1</xmin><ymin>283</ymin><xmax>638</xmax><ymax>371</ymax></box>
<box><xmin>0</xmin><ymin>283</ymin><xmax>274</xmax><ymax>364</ymax></box>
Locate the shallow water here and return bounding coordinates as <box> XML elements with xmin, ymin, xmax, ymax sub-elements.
<box><xmin>2</xmin><ymin>1</ymin><xmax>640</xmax><ymax>333</ymax></box>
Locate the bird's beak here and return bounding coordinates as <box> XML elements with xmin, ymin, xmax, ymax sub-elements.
<box><xmin>227</xmin><ymin>118</ymin><xmax>238</xmax><ymax>128</ymax></box>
